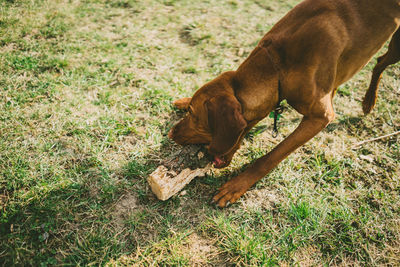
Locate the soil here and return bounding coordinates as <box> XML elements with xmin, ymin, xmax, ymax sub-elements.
<box><xmin>159</xmin><ymin>144</ymin><xmax>212</xmax><ymax>172</ymax></box>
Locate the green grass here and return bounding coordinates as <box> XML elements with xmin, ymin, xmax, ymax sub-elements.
<box><xmin>1</xmin><ymin>0</ymin><xmax>399</xmax><ymax>265</ymax></box>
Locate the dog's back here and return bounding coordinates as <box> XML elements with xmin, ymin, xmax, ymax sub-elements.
<box><xmin>261</xmin><ymin>0</ymin><xmax>400</xmax><ymax>86</ymax></box>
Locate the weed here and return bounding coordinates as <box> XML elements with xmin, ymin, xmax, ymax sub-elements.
<box><xmin>0</xmin><ymin>0</ymin><xmax>399</xmax><ymax>265</ymax></box>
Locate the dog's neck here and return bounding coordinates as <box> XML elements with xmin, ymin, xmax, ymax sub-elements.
<box><xmin>232</xmin><ymin>44</ymin><xmax>280</xmax><ymax>123</ymax></box>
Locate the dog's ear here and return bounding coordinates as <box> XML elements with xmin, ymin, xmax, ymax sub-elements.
<box><xmin>173</xmin><ymin>97</ymin><xmax>192</xmax><ymax>110</ymax></box>
<box><xmin>206</xmin><ymin>95</ymin><xmax>247</xmax><ymax>156</ymax></box>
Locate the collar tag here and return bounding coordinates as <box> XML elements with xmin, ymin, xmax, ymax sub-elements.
<box><xmin>271</xmin><ymin>104</ymin><xmax>284</xmax><ymax>138</ymax></box>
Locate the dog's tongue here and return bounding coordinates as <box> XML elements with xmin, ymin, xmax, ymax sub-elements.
<box><xmin>213</xmin><ymin>156</ymin><xmax>225</xmax><ymax>168</ymax></box>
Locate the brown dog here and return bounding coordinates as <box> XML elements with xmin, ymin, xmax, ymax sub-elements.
<box><xmin>169</xmin><ymin>0</ymin><xmax>400</xmax><ymax>207</ymax></box>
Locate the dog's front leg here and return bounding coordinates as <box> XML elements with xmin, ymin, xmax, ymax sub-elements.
<box><xmin>213</xmin><ymin>95</ymin><xmax>336</xmax><ymax>207</ymax></box>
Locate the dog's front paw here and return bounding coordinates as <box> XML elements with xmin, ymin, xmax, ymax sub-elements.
<box><xmin>212</xmin><ymin>175</ymin><xmax>252</xmax><ymax>207</ymax></box>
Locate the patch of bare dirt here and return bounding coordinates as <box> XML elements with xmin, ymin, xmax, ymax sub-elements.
<box><xmin>111</xmin><ymin>193</ymin><xmax>139</xmax><ymax>229</ymax></box>
<box><xmin>242</xmin><ymin>188</ymin><xmax>282</xmax><ymax>210</ymax></box>
<box><xmin>289</xmin><ymin>246</ymin><xmax>324</xmax><ymax>266</ymax></box>
<box><xmin>183</xmin><ymin>233</ymin><xmax>219</xmax><ymax>266</ymax></box>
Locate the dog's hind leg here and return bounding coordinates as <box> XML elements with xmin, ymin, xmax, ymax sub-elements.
<box><xmin>363</xmin><ymin>28</ymin><xmax>400</xmax><ymax>114</ymax></box>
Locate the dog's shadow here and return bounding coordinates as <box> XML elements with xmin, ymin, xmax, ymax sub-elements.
<box><xmin>326</xmin><ymin>115</ymin><xmax>364</xmax><ymax>133</ymax></box>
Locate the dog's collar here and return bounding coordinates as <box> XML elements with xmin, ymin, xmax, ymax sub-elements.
<box><xmin>272</xmin><ymin>81</ymin><xmax>284</xmax><ymax>138</ymax></box>
<box><xmin>258</xmin><ymin>39</ymin><xmax>283</xmax><ymax>102</ymax></box>
<box><xmin>259</xmin><ymin>39</ymin><xmax>281</xmax><ymax>74</ymax></box>
<box><xmin>259</xmin><ymin>40</ymin><xmax>285</xmax><ymax>137</ymax></box>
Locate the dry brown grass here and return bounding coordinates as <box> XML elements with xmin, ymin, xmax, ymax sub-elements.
<box><xmin>1</xmin><ymin>0</ymin><xmax>399</xmax><ymax>265</ymax></box>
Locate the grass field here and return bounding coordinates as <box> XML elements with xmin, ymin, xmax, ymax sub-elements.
<box><xmin>1</xmin><ymin>0</ymin><xmax>399</xmax><ymax>265</ymax></box>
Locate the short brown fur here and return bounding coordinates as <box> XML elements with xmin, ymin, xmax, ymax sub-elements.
<box><xmin>169</xmin><ymin>0</ymin><xmax>400</xmax><ymax>207</ymax></box>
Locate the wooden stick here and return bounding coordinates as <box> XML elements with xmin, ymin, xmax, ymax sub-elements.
<box><xmin>148</xmin><ymin>164</ymin><xmax>211</xmax><ymax>201</ymax></box>
<box><xmin>352</xmin><ymin>130</ymin><xmax>400</xmax><ymax>149</ymax></box>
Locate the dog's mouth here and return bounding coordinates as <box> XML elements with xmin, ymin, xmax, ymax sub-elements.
<box><xmin>213</xmin><ymin>155</ymin><xmax>226</xmax><ymax>168</ymax></box>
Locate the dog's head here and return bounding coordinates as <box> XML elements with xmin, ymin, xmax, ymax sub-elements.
<box><xmin>168</xmin><ymin>72</ymin><xmax>247</xmax><ymax>168</ymax></box>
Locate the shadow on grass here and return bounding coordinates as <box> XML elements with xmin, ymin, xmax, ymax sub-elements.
<box><xmin>0</xmin><ymin>108</ymin><xmax>230</xmax><ymax>266</ymax></box>
<box><xmin>3</xmin><ymin>110</ymin><xmax>385</xmax><ymax>265</ymax></box>
<box><xmin>327</xmin><ymin>116</ymin><xmax>364</xmax><ymax>133</ymax></box>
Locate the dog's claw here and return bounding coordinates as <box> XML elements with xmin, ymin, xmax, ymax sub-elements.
<box><xmin>212</xmin><ymin>176</ymin><xmax>252</xmax><ymax>207</ymax></box>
